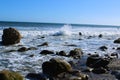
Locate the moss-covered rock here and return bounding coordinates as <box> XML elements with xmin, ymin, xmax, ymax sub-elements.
<box><xmin>0</xmin><ymin>70</ymin><xmax>23</xmax><ymax>80</ymax></box>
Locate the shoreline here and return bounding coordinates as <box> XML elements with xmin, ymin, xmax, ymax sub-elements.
<box><xmin>0</xmin><ymin>27</ymin><xmax>120</xmax><ymax>80</ymax></box>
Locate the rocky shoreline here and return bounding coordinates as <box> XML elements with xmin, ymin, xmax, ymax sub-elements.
<box><xmin>0</xmin><ymin>27</ymin><xmax>120</xmax><ymax>80</ymax></box>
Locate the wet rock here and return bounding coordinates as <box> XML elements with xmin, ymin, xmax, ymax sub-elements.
<box><xmin>68</xmin><ymin>48</ymin><xmax>83</xmax><ymax>59</ymax></box>
<box><xmin>82</xmin><ymin>68</ymin><xmax>92</xmax><ymax>72</ymax></box>
<box><xmin>57</xmin><ymin>51</ymin><xmax>67</xmax><ymax>56</ymax></box>
<box><xmin>0</xmin><ymin>70</ymin><xmax>23</xmax><ymax>80</ymax></box>
<box><xmin>111</xmin><ymin>71</ymin><xmax>120</xmax><ymax>79</ymax></box>
<box><xmin>114</xmin><ymin>38</ymin><xmax>120</xmax><ymax>43</ymax></box>
<box><xmin>40</xmin><ymin>50</ymin><xmax>54</xmax><ymax>55</ymax></box>
<box><xmin>99</xmin><ymin>46</ymin><xmax>108</xmax><ymax>51</ymax></box>
<box><xmin>111</xmin><ymin>53</ymin><xmax>118</xmax><ymax>58</ymax></box>
<box><xmin>98</xmin><ymin>34</ymin><xmax>103</xmax><ymax>38</ymax></box>
<box><xmin>92</xmin><ymin>67</ymin><xmax>107</xmax><ymax>74</ymax></box>
<box><xmin>56</xmin><ymin>70</ymin><xmax>89</xmax><ymax>80</ymax></box>
<box><xmin>78</xmin><ymin>38</ymin><xmax>83</xmax><ymax>40</ymax></box>
<box><xmin>29</xmin><ymin>54</ymin><xmax>34</xmax><ymax>57</ymax></box>
<box><xmin>87</xmin><ymin>36</ymin><xmax>93</xmax><ymax>39</ymax></box>
<box><xmin>86</xmin><ymin>56</ymin><xmax>110</xmax><ymax>68</ymax></box>
<box><xmin>64</xmin><ymin>44</ymin><xmax>77</xmax><ymax>47</ymax></box>
<box><xmin>2</xmin><ymin>27</ymin><xmax>22</xmax><ymax>45</ymax></box>
<box><xmin>4</xmin><ymin>49</ymin><xmax>17</xmax><ymax>53</ymax></box>
<box><xmin>41</xmin><ymin>36</ymin><xmax>45</xmax><ymax>38</ymax></box>
<box><xmin>68</xmin><ymin>61</ymin><xmax>76</xmax><ymax>67</ymax></box>
<box><xmin>26</xmin><ymin>73</ymin><xmax>47</xmax><ymax>80</ymax></box>
<box><xmin>42</xmin><ymin>58</ymin><xmax>72</xmax><ymax>77</ymax></box>
<box><xmin>18</xmin><ymin>47</ymin><xmax>28</xmax><ymax>52</ymax></box>
<box><xmin>79</xmin><ymin>32</ymin><xmax>82</xmax><ymax>36</ymax></box>
<box><xmin>89</xmin><ymin>54</ymin><xmax>99</xmax><ymax>57</ymax></box>
<box><xmin>112</xmin><ymin>47</ymin><xmax>115</xmax><ymax>50</ymax></box>
<box><xmin>116</xmin><ymin>47</ymin><xmax>120</xmax><ymax>50</ymax></box>
<box><xmin>28</xmin><ymin>47</ymin><xmax>37</xmax><ymax>50</ymax></box>
<box><xmin>38</xmin><ymin>42</ymin><xmax>48</xmax><ymax>47</ymax></box>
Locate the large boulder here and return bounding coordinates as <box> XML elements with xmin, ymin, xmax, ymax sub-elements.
<box><xmin>42</xmin><ymin>58</ymin><xmax>72</xmax><ymax>77</ymax></box>
<box><xmin>68</xmin><ymin>48</ymin><xmax>83</xmax><ymax>59</ymax></box>
<box><xmin>0</xmin><ymin>70</ymin><xmax>23</xmax><ymax>80</ymax></box>
<box><xmin>2</xmin><ymin>27</ymin><xmax>22</xmax><ymax>45</ymax></box>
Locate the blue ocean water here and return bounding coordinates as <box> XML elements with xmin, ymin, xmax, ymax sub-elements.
<box><xmin>0</xmin><ymin>22</ymin><xmax>120</xmax><ymax>78</ymax></box>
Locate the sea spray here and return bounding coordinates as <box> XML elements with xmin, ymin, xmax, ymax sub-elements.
<box><xmin>52</xmin><ymin>24</ymin><xmax>72</xmax><ymax>36</ymax></box>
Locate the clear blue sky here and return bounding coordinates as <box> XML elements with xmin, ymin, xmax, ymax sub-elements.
<box><xmin>0</xmin><ymin>0</ymin><xmax>120</xmax><ymax>25</ymax></box>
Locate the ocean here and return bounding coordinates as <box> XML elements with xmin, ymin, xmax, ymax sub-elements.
<box><xmin>0</xmin><ymin>21</ymin><xmax>120</xmax><ymax>79</ymax></box>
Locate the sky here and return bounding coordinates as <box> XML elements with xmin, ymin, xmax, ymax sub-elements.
<box><xmin>0</xmin><ymin>0</ymin><xmax>120</xmax><ymax>25</ymax></box>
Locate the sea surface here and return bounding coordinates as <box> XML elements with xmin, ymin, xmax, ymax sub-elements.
<box><xmin>0</xmin><ymin>22</ymin><xmax>120</xmax><ymax>79</ymax></box>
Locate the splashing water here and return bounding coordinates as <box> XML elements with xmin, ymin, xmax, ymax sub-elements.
<box><xmin>53</xmin><ymin>24</ymin><xmax>72</xmax><ymax>36</ymax></box>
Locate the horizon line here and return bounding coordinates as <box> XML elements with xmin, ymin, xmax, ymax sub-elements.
<box><xmin>0</xmin><ymin>20</ymin><xmax>120</xmax><ymax>27</ymax></box>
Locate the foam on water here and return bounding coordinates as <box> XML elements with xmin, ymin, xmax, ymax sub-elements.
<box><xmin>15</xmin><ymin>24</ymin><xmax>120</xmax><ymax>38</ymax></box>
<box><xmin>0</xmin><ymin>24</ymin><xmax>120</xmax><ymax>79</ymax></box>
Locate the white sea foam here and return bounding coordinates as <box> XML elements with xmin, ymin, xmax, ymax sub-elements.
<box><xmin>0</xmin><ymin>24</ymin><xmax>120</xmax><ymax>79</ymax></box>
<box><xmin>16</xmin><ymin>25</ymin><xmax>120</xmax><ymax>38</ymax></box>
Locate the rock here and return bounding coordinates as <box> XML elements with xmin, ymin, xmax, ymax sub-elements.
<box><xmin>18</xmin><ymin>47</ymin><xmax>28</xmax><ymax>52</ymax></box>
<box><xmin>57</xmin><ymin>70</ymin><xmax>89</xmax><ymax>80</ymax></box>
<box><xmin>111</xmin><ymin>53</ymin><xmax>118</xmax><ymax>58</ymax></box>
<box><xmin>26</xmin><ymin>73</ymin><xmax>47</xmax><ymax>80</ymax></box>
<box><xmin>40</xmin><ymin>50</ymin><xmax>54</xmax><ymax>55</ymax></box>
<box><xmin>111</xmin><ymin>71</ymin><xmax>120</xmax><ymax>80</ymax></box>
<box><xmin>112</xmin><ymin>47</ymin><xmax>115</xmax><ymax>50</ymax></box>
<box><xmin>68</xmin><ymin>48</ymin><xmax>83</xmax><ymax>59</ymax></box>
<box><xmin>57</xmin><ymin>51</ymin><xmax>67</xmax><ymax>56</ymax></box>
<box><xmin>98</xmin><ymin>34</ymin><xmax>103</xmax><ymax>38</ymax></box>
<box><xmin>116</xmin><ymin>47</ymin><xmax>120</xmax><ymax>50</ymax></box>
<box><xmin>68</xmin><ymin>61</ymin><xmax>76</xmax><ymax>67</ymax></box>
<box><xmin>99</xmin><ymin>46</ymin><xmax>108</xmax><ymax>51</ymax></box>
<box><xmin>114</xmin><ymin>38</ymin><xmax>120</xmax><ymax>43</ymax></box>
<box><xmin>89</xmin><ymin>54</ymin><xmax>99</xmax><ymax>57</ymax></box>
<box><xmin>87</xmin><ymin>36</ymin><xmax>93</xmax><ymax>39</ymax></box>
<box><xmin>0</xmin><ymin>70</ymin><xmax>23</xmax><ymax>80</ymax></box>
<box><xmin>64</xmin><ymin>44</ymin><xmax>77</xmax><ymax>47</ymax></box>
<box><xmin>38</xmin><ymin>42</ymin><xmax>48</xmax><ymax>47</ymax></box>
<box><xmin>86</xmin><ymin>56</ymin><xmax>110</xmax><ymax>68</ymax></box>
<box><xmin>82</xmin><ymin>68</ymin><xmax>93</xmax><ymax>72</ymax></box>
<box><xmin>28</xmin><ymin>47</ymin><xmax>38</xmax><ymax>50</ymax></box>
<box><xmin>42</xmin><ymin>58</ymin><xmax>72</xmax><ymax>77</ymax></box>
<box><xmin>79</xmin><ymin>32</ymin><xmax>82</xmax><ymax>36</ymax></box>
<box><xmin>4</xmin><ymin>49</ymin><xmax>16</xmax><ymax>53</ymax></box>
<box><xmin>92</xmin><ymin>67</ymin><xmax>107</xmax><ymax>74</ymax></box>
<box><xmin>29</xmin><ymin>54</ymin><xmax>34</xmax><ymax>57</ymax></box>
<box><xmin>2</xmin><ymin>27</ymin><xmax>22</xmax><ymax>45</ymax></box>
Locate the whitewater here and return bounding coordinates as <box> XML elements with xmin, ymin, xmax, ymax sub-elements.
<box><xmin>0</xmin><ymin>24</ymin><xmax>120</xmax><ymax>79</ymax></box>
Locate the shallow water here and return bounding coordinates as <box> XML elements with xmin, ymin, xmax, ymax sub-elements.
<box><xmin>0</xmin><ymin>24</ymin><xmax>120</xmax><ymax>79</ymax></box>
